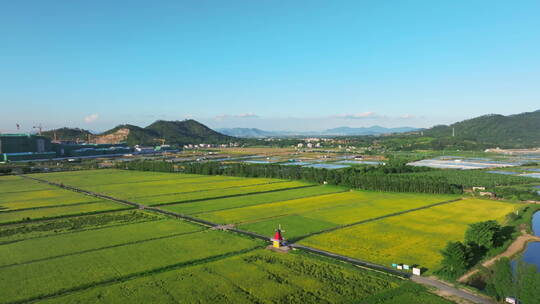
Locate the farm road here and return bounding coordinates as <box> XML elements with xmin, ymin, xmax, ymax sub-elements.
<box><xmin>412</xmin><ymin>276</ymin><xmax>495</xmax><ymax>304</ymax></box>
<box><xmin>458</xmin><ymin>232</ymin><xmax>540</xmax><ymax>283</ymax></box>
<box><xmin>20</xmin><ymin>174</ymin><xmax>493</xmax><ymax>304</ymax></box>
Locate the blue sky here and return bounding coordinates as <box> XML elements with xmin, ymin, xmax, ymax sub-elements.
<box><xmin>1</xmin><ymin>0</ymin><xmax>539</xmax><ymax>132</ymax></box>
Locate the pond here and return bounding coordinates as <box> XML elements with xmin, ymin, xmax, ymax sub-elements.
<box><xmin>302</xmin><ymin>163</ymin><xmax>350</xmax><ymax>170</ymax></box>
<box><xmin>242</xmin><ymin>160</ymin><xmax>276</xmax><ymax>164</ymax></box>
<box><xmin>281</xmin><ymin>161</ymin><xmax>311</xmax><ymax>166</ymax></box>
<box><xmin>520</xmin><ymin>173</ymin><xmax>540</xmax><ymax>179</ymax></box>
<box><xmin>519</xmin><ymin>211</ymin><xmax>540</xmax><ymax>271</ymax></box>
<box><xmin>486</xmin><ymin>170</ymin><xmax>521</xmax><ymax>176</ymax></box>
<box><xmin>337</xmin><ymin>160</ymin><xmax>385</xmax><ymax>165</ymax></box>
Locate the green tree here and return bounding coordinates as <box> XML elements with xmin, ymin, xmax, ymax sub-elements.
<box><xmin>464</xmin><ymin>220</ymin><xmax>501</xmax><ymax>250</ymax></box>
<box><xmin>485</xmin><ymin>258</ymin><xmax>514</xmax><ymax>300</ymax></box>
<box><xmin>436</xmin><ymin>241</ymin><xmax>470</xmax><ymax>280</ymax></box>
<box><xmin>515</xmin><ymin>260</ymin><xmax>540</xmax><ymax>304</ymax></box>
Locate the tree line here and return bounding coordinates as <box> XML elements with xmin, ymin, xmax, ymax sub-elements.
<box><xmin>117</xmin><ymin>160</ymin><xmax>463</xmax><ymax>194</ymax></box>
<box><xmin>436</xmin><ymin>220</ymin><xmax>513</xmax><ymax>280</ymax></box>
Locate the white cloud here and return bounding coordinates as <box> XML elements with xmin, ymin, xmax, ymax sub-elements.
<box><xmin>215</xmin><ymin>113</ymin><xmax>259</xmax><ymax>120</ymax></box>
<box><xmin>84</xmin><ymin>113</ymin><xmax>99</xmax><ymax>123</ymax></box>
<box><xmin>334</xmin><ymin>112</ymin><xmax>379</xmax><ymax>119</ymax></box>
<box><xmin>399</xmin><ymin>114</ymin><xmax>416</xmax><ymax>119</ymax></box>
<box><xmin>237</xmin><ymin>112</ymin><xmax>259</xmax><ymax>118</ymax></box>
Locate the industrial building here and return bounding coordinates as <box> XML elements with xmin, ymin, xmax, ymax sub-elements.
<box><xmin>0</xmin><ymin>134</ymin><xmax>55</xmax><ymax>162</ymax></box>
<box><xmin>0</xmin><ymin>134</ymin><xmax>51</xmax><ymax>154</ymax></box>
<box><xmin>0</xmin><ymin>133</ymin><xmax>133</xmax><ymax>162</ymax></box>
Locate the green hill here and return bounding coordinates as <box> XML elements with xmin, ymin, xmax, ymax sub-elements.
<box><xmin>42</xmin><ymin>120</ymin><xmax>235</xmax><ymax>146</ymax></box>
<box><xmin>100</xmin><ymin>124</ymin><xmax>159</xmax><ymax>146</ymax></box>
<box><xmin>423</xmin><ymin>110</ymin><xmax>540</xmax><ymax>147</ymax></box>
<box><xmin>145</xmin><ymin>120</ymin><xmax>233</xmax><ymax>145</ymax></box>
<box><xmin>41</xmin><ymin>128</ymin><xmax>92</xmax><ymax>142</ymax></box>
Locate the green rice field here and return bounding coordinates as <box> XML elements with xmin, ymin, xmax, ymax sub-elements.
<box><xmin>0</xmin><ymin>175</ymin><xmax>52</xmax><ymax>193</ymax></box>
<box><xmin>1</xmin><ymin>168</ymin><xmax>511</xmax><ymax>303</ymax></box>
<box><xmin>0</xmin><ymin>175</ymin><xmax>131</xmax><ymax>224</ymax></box>
<box><xmin>37</xmin><ymin>250</ymin><xmax>452</xmax><ymax>304</ymax></box>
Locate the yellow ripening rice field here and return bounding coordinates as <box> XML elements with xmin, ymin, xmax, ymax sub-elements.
<box><xmin>299</xmin><ymin>198</ymin><xmax>518</xmax><ymax>271</ymax></box>
<box><xmin>197</xmin><ymin>190</ymin><xmax>457</xmax><ymax>225</ymax></box>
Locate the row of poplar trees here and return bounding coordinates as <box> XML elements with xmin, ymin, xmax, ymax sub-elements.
<box><xmin>118</xmin><ymin>160</ymin><xmax>463</xmax><ymax>194</ymax></box>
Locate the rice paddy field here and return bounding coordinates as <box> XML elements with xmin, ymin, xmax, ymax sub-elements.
<box><xmin>30</xmin><ymin>169</ymin><xmax>313</xmax><ymax>206</ymax></box>
<box><xmin>0</xmin><ymin>175</ymin><xmax>130</xmax><ymax>225</ymax></box>
<box><xmin>2</xmin><ymin>168</ymin><xmax>523</xmax><ymax>303</ymax></box>
<box><xmin>37</xmin><ymin>250</ymin><xmax>452</xmax><ymax>304</ymax></box>
<box><xmin>300</xmin><ymin>198</ymin><xmax>519</xmax><ymax>271</ymax></box>
<box><xmin>190</xmin><ymin>190</ymin><xmax>458</xmax><ymax>240</ymax></box>
<box><xmin>0</xmin><ymin>170</ymin><xmax>454</xmax><ymax>303</ymax></box>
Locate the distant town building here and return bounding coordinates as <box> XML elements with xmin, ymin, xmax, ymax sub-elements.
<box><xmin>479</xmin><ymin>191</ymin><xmax>495</xmax><ymax>197</ymax></box>
<box><xmin>134</xmin><ymin>145</ymin><xmax>155</xmax><ymax>154</ymax></box>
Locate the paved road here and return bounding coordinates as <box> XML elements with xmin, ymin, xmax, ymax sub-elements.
<box><xmin>21</xmin><ymin>174</ymin><xmax>495</xmax><ymax>304</ymax></box>
<box><xmin>290</xmin><ymin>244</ymin><xmax>410</xmax><ymax>278</ymax></box>
<box><xmin>412</xmin><ymin>276</ymin><xmax>495</xmax><ymax>304</ymax></box>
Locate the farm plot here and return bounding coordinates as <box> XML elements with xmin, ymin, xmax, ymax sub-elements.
<box><xmin>31</xmin><ymin>169</ymin><xmax>314</xmax><ymax>206</ymax></box>
<box><xmin>0</xmin><ymin>219</ymin><xmax>202</xmax><ymax>267</ymax></box>
<box><xmin>0</xmin><ymin>175</ymin><xmax>52</xmax><ymax>193</ymax></box>
<box><xmin>136</xmin><ymin>180</ymin><xmax>312</xmax><ymax>206</ymax></box>
<box><xmin>72</xmin><ymin>176</ymin><xmax>284</xmax><ymax>200</ymax></box>
<box><xmin>195</xmin><ymin>191</ymin><xmax>457</xmax><ymax>239</ymax></box>
<box><xmin>0</xmin><ymin>175</ymin><xmax>131</xmax><ymax>223</ymax></box>
<box><xmin>38</xmin><ymin>250</ymin><xmax>452</xmax><ymax>304</ymax></box>
<box><xmin>28</xmin><ymin>169</ymin><xmax>205</xmax><ymax>187</ymax></box>
<box><xmin>0</xmin><ymin>188</ymin><xmax>103</xmax><ymax>212</ymax></box>
<box><xmin>0</xmin><ymin>229</ymin><xmax>261</xmax><ymax>304</ymax></box>
<box><xmin>0</xmin><ymin>200</ymin><xmax>129</xmax><ymax>225</ymax></box>
<box><xmin>161</xmin><ymin>185</ymin><xmax>343</xmax><ymax>214</ymax></box>
<box><xmin>300</xmin><ymin>198</ymin><xmax>518</xmax><ymax>271</ymax></box>
<box><xmin>0</xmin><ymin>210</ymin><xmax>162</xmax><ymax>243</ymax></box>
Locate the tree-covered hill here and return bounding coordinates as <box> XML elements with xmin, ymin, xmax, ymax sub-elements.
<box><xmin>145</xmin><ymin>119</ymin><xmax>234</xmax><ymax>145</ymax></box>
<box><xmin>41</xmin><ymin>127</ymin><xmax>92</xmax><ymax>142</ymax></box>
<box><xmin>423</xmin><ymin>110</ymin><xmax>540</xmax><ymax>147</ymax></box>
<box><xmin>41</xmin><ymin>120</ymin><xmax>236</xmax><ymax>146</ymax></box>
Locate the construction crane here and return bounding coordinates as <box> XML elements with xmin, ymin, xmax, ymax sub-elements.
<box><xmin>33</xmin><ymin>124</ymin><xmax>43</xmax><ymax>135</ymax></box>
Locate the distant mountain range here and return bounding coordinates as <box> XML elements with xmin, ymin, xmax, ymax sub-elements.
<box><xmin>39</xmin><ymin>109</ymin><xmax>540</xmax><ymax>148</ymax></box>
<box><xmin>42</xmin><ymin>120</ymin><xmax>234</xmax><ymax>146</ymax></box>
<box><xmin>217</xmin><ymin>126</ymin><xmax>419</xmax><ymax>138</ymax></box>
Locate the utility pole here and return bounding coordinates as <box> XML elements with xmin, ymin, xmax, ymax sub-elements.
<box><xmin>452</xmin><ymin>127</ymin><xmax>455</xmax><ymax>137</ymax></box>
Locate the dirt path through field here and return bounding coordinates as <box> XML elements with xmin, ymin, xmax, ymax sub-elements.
<box><xmin>458</xmin><ymin>232</ymin><xmax>540</xmax><ymax>283</ymax></box>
